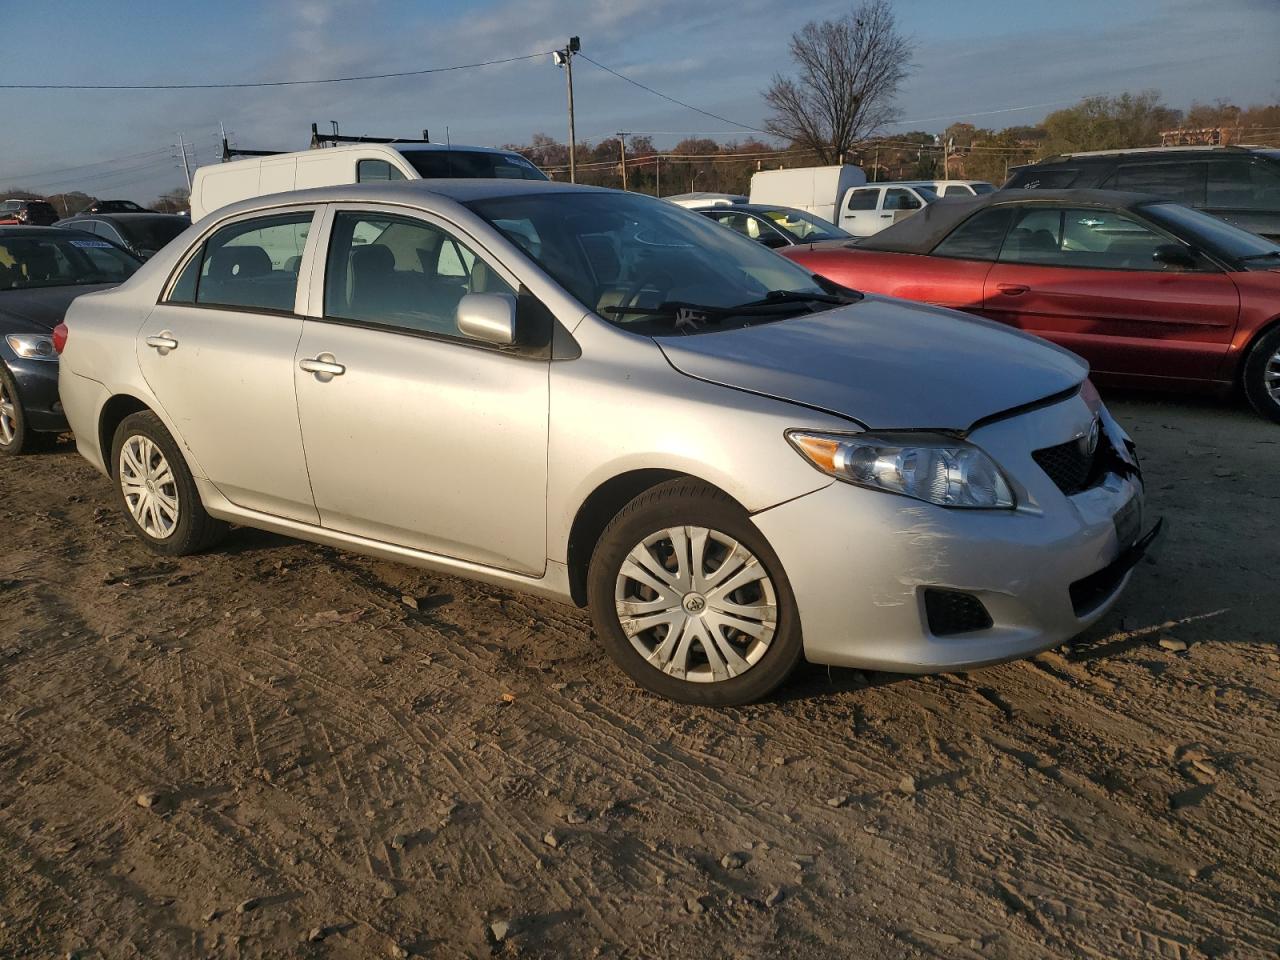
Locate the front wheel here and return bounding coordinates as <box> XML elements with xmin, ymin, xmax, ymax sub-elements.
<box><xmin>111</xmin><ymin>411</ymin><xmax>227</xmax><ymax>555</ymax></box>
<box><xmin>587</xmin><ymin>479</ymin><xmax>803</xmax><ymax>706</ymax></box>
<box><xmin>1243</xmin><ymin>325</ymin><xmax>1280</xmax><ymax>424</ymax></box>
<box><xmin>0</xmin><ymin>365</ymin><xmax>49</xmax><ymax>456</ymax></box>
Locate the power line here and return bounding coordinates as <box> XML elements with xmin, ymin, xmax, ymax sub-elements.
<box><xmin>0</xmin><ymin>145</ymin><xmax>173</xmax><ymax>184</ymax></box>
<box><xmin>578</xmin><ymin>54</ymin><xmax>768</xmax><ymax>135</ymax></box>
<box><xmin>0</xmin><ymin>51</ymin><xmax>553</xmax><ymax>90</ymax></box>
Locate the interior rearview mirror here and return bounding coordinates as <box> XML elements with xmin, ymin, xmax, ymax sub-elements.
<box><xmin>456</xmin><ymin>292</ymin><xmax>518</xmax><ymax>346</ymax></box>
<box><xmin>1153</xmin><ymin>243</ymin><xmax>1196</xmax><ymax>269</ymax></box>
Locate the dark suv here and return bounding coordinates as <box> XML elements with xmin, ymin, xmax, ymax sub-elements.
<box><xmin>1003</xmin><ymin>146</ymin><xmax>1280</xmax><ymax>241</ymax></box>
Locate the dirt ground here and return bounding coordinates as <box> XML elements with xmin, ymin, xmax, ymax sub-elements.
<box><xmin>1</xmin><ymin>390</ymin><xmax>1277</xmax><ymax>960</ymax></box>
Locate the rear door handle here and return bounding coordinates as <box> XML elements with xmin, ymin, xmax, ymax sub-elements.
<box><xmin>145</xmin><ymin>332</ymin><xmax>178</xmax><ymax>354</ymax></box>
<box><xmin>299</xmin><ymin>354</ymin><xmax>345</xmax><ymax>381</ymax></box>
<box><xmin>997</xmin><ymin>283</ymin><xmax>1030</xmax><ymax>296</ymax></box>
<box><xmin>880</xmin><ymin>213</ymin><xmax>893</xmax><ymax>218</ymax></box>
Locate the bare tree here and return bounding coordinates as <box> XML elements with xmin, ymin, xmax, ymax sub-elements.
<box><xmin>763</xmin><ymin>1</ymin><xmax>913</xmax><ymax>164</ymax></box>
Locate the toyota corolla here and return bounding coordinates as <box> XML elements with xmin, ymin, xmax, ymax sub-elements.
<box><xmin>57</xmin><ymin>181</ymin><xmax>1158</xmax><ymax>705</ymax></box>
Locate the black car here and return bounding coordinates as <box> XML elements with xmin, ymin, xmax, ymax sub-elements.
<box><xmin>0</xmin><ymin>199</ymin><xmax>59</xmax><ymax>226</ymax></box>
<box><xmin>55</xmin><ymin>212</ymin><xmax>190</xmax><ymax>260</ymax></box>
<box><xmin>0</xmin><ymin>227</ymin><xmax>141</xmax><ymax>454</ymax></box>
<box><xmin>695</xmin><ymin>203</ymin><xmax>851</xmax><ymax>248</ymax></box>
<box><xmin>82</xmin><ymin>199</ymin><xmax>151</xmax><ymax>214</ymax></box>
<box><xmin>1003</xmin><ymin>145</ymin><xmax>1280</xmax><ymax>241</ymax></box>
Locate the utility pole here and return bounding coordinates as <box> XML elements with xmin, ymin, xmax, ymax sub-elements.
<box><xmin>655</xmin><ymin>154</ymin><xmax>661</xmax><ymax>197</ymax></box>
<box><xmin>616</xmin><ymin>131</ymin><xmax>629</xmax><ymax>190</ymax></box>
<box><xmin>554</xmin><ymin>37</ymin><xmax>580</xmax><ymax>183</ymax></box>
<box><xmin>175</xmin><ymin>133</ymin><xmax>192</xmax><ymax>190</ymax></box>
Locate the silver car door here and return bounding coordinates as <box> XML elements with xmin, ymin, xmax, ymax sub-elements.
<box><xmin>294</xmin><ymin>204</ymin><xmax>550</xmax><ymax>575</ymax></box>
<box><xmin>138</xmin><ymin>205</ymin><xmax>322</xmax><ymax>523</ymax></box>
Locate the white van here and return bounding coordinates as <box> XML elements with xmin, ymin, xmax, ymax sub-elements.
<box><xmin>748</xmin><ymin>165</ymin><xmax>867</xmax><ymax>225</ymax></box>
<box><xmin>900</xmin><ymin>179</ymin><xmax>995</xmax><ymax>198</ymax></box>
<box><xmin>189</xmin><ymin>142</ymin><xmax>546</xmax><ymax>221</ymax></box>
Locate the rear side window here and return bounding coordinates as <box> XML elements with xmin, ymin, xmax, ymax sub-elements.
<box><xmin>357</xmin><ymin>159</ymin><xmax>407</xmax><ymax>183</ymax></box>
<box><xmin>932</xmin><ymin>207</ymin><xmax>1016</xmax><ymax>260</ymax></box>
<box><xmin>168</xmin><ymin>212</ymin><xmax>313</xmax><ymax>312</ymax></box>
<box><xmin>1105</xmin><ymin>162</ymin><xmax>1207</xmax><ymax>205</ymax></box>
<box><xmin>845</xmin><ymin>189</ymin><xmax>878</xmax><ymax>211</ymax></box>
<box><xmin>1207</xmin><ymin>158</ymin><xmax>1280</xmax><ymax>210</ymax></box>
<box><xmin>1009</xmin><ymin>168</ymin><xmax>1079</xmax><ymax>190</ymax></box>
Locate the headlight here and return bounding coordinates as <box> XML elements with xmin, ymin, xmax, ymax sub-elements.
<box><xmin>5</xmin><ymin>334</ymin><xmax>57</xmax><ymax>361</ymax></box>
<box><xmin>788</xmin><ymin>430</ymin><xmax>1015</xmax><ymax>509</ymax></box>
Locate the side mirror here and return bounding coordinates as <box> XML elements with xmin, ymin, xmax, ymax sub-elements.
<box><xmin>456</xmin><ymin>292</ymin><xmax>518</xmax><ymax>346</ymax></box>
<box><xmin>1153</xmin><ymin>243</ymin><xmax>1196</xmax><ymax>269</ymax></box>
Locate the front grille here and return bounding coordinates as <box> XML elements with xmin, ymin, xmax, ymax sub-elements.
<box><xmin>1032</xmin><ymin>434</ymin><xmax>1106</xmax><ymax>496</ymax></box>
<box><xmin>924</xmin><ymin>588</ymin><xmax>993</xmax><ymax>636</ymax></box>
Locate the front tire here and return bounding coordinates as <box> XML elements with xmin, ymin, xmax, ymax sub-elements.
<box><xmin>111</xmin><ymin>411</ymin><xmax>227</xmax><ymax>555</ymax></box>
<box><xmin>586</xmin><ymin>479</ymin><xmax>803</xmax><ymax>706</ymax></box>
<box><xmin>1243</xmin><ymin>325</ymin><xmax>1280</xmax><ymax>424</ymax></box>
<box><xmin>0</xmin><ymin>365</ymin><xmax>48</xmax><ymax>456</ymax></box>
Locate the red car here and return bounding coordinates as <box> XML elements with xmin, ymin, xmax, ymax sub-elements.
<box><xmin>781</xmin><ymin>189</ymin><xmax>1280</xmax><ymax>422</ymax></box>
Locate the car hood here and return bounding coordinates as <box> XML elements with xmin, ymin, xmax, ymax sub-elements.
<box><xmin>655</xmin><ymin>296</ymin><xmax>1088</xmax><ymax>431</ymax></box>
<box><xmin>0</xmin><ymin>284</ymin><xmax>116</xmax><ymax>330</ymax></box>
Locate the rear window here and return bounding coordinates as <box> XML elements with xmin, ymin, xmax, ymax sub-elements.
<box><xmin>401</xmin><ymin>150</ymin><xmax>547</xmax><ymax>181</ymax></box>
<box><xmin>1008</xmin><ymin>168</ymin><xmax>1079</xmax><ymax>190</ymax></box>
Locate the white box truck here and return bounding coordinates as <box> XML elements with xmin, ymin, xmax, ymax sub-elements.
<box><xmin>190</xmin><ymin>142</ymin><xmax>547</xmax><ymax>221</ymax></box>
<box><xmin>748</xmin><ymin>165</ymin><xmax>866</xmax><ymax>226</ymax></box>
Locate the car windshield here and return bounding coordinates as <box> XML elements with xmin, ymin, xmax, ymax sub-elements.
<box><xmin>1143</xmin><ymin>201</ymin><xmax>1280</xmax><ymax>263</ymax></box>
<box><xmin>0</xmin><ymin>234</ymin><xmax>140</xmax><ymax>291</ymax></box>
<box><xmin>465</xmin><ymin>191</ymin><xmax>848</xmax><ymax>334</ymax></box>
<box><xmin>759</xmin><ymin>208</ymin><xmax>850</xmax><ymax>241</ymax></box>
<box><xmin>118</xmin><ymin>217</ymin><xmax>188</xmax><ymax>252</ymax></box>
<box><xmin>401</xmin><ymin>150</ymin><xmax>548</xmax><ymax>181</ymax></box>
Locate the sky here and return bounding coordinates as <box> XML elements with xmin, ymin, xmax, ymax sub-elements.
<box><xmin>1</xmin><ymin>0</ymin><xmax>1276</xmax><ymax>202</ymax></box>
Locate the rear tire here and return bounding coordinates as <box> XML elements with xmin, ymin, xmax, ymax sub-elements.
<box><xmin>111</xmin><ymin>411</ymin><xmax>228</xmax><ymax>555</ymax></box>
<box><xmin>1242</xmin><ymin>325</ymin><xmax>1280</xmax><ymax>424</ymax></box>
<box><xmin>586</xmin><ymin>479</ymin><xmax>803</xmax><ymax>706</ymax></box>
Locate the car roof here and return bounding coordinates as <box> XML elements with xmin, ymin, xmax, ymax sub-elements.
<box><xmin>1023</xmin><ymin>145</ymin><xmax>1270</xmax><ymax>166</ymax></box>
<box><xmin>856</xmin><ymin>188</ymin><xmax>1159</xmax><ymax>254</ymax></box>
<box><xmin>68</xmin><ymin>212</ymin><xmax>182</xmax><ymax>221</ymax></box>
<box><xmin>199</xmin><ymin>178</ymin><xmax>619</xmax><ymax>223</ymax></box>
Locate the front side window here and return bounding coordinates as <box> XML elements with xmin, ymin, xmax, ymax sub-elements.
<box><xmin>465</xmin><ymin>191</ymin><xmax>837</xmax><ymax>336</ymax></box>
<box><xmin>357</xmin><ymin>159</ymin><xmax>407</xmax><ymax>183</ymax></box>
<box><xmin>1106</xmin><ymin>162</ymin><xmax>1207</xmax><ymax>205</ymax></box>
<box><xmin>884</xmin><ymin>188</ymin><xmax>923</xmax><ymax>211</ymax></box>
<box><xmin>942</xmin><ymin>184</ymin><xmax>973</xmax><ymax>197</ymax></box>
<box><xmin>932</xmin><ymin>207</ymin><xmax>1016</xmax><ymax>261</ymax></box>
<box><xmin>323</xmin><ymin>212</ymin><xmax>514</xmax><ymax>338</ymax></box>
<box><xmin>999</xmin><ymin>207</ymin><xmax>1174</xmax><ymax>270</ymax></box>
<box><xmin>759</xmin><ymin>208</ymin><xmax>849</xmax><ymax>241</ymax></box>
<box><xmin>169</xmin><ymin>212</ymin><xmax>312</xmax><ymax>311</ymax></box>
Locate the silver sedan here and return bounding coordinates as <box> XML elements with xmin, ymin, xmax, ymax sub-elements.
<box><xmin>56</xmin><ymin>180</ymin><xmax>1157</xmax><ymax>705</ymax></box>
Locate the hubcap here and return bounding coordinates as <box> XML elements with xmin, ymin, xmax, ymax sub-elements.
<box><xmin>1266</xmin><ymin>346</ymin><xmax>1280</xmax><ymax>404</ymax></box>
<box><xmin>119</xmin><ymin>435</ymin><xmax>180</xmax><ymax>539</ymax></box>
<box><xmin>0</xmin><ymin>381</ymin><xmax>15</xmax><ymax>446</ymax></box>
<box><xmin>614</xmin><ymin>525</ymin><xmax>777</xmax><ymax>684</ymax></box>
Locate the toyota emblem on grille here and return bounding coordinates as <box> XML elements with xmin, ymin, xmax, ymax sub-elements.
<box><xmin>1082</xmin><ymin>417</ymin><xmax>1101</xmax><ymax>457</ymax></box>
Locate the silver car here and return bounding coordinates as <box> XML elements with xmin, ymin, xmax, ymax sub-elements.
<box><xmin>57</xmin><ymin>181</ymin><xmax>1157</xmax><ymax>705</ymax></box>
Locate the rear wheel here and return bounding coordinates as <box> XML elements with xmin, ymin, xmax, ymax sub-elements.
<box><xmin>587</xmin><ymin>479</ymin><xmax>802</xmax><ymax>706</ymax></box>
<box><xmin>1243</xmin><ymin>325</ymin><xmax>1280</xmax><ymax>424</ymax></box>
<box><xmin>111</xmin><ymin>411</ymin><xmax>227</xmax><ymax>555</ymax></box>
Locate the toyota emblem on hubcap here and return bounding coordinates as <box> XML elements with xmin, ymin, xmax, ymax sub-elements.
<box><xmin>682</xmin><ymin>593</ymin><xmax>707</xmax><ymax>614</ymax></box>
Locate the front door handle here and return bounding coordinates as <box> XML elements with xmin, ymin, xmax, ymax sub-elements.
<box><xmin>145</xmin><ymin>332</ymin><xmax>178</xmax><ymax>354</ymax></box>
<box><xmin>299</xmin><ymin>353</ymin><xmax>345</xmax><ymax>382</ymax></box>
<box><xmin>880</xmin><ymin>213</ymin><xmax>893</xmax><ymax>218</ymax></box>
<box><xmin>997</xmin><ymin>283</ymin><xmax>1030</xmax><ymax>296</ymax></box>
